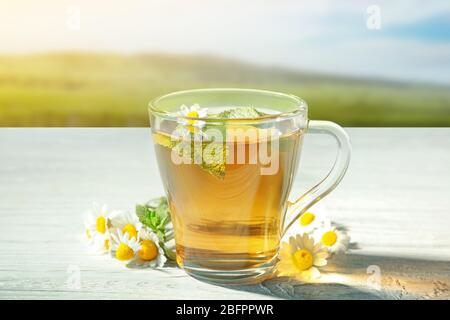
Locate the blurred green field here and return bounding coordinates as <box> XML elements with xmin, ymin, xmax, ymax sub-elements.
<box><xmin>0</xmin><ymin>52</ymin><xmax>449</xmax><ymax>127</ymax></box>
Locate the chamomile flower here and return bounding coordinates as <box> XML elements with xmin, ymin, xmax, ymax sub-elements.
<box><xmin>178</xmin><ymin>104</ymin><xmax>208</xmax><ymax>128</ymax></box>
<box><xmin>277</xmin><ymin>233</ymin><xmax>328</xmax><ymax>281</ymax></box>
<box><xmin>313</xmin><ymin>220</ymin><xmax>350</xmax><ymax>255</ymax></box>
<box><xmin>110</xmin><ymin>210</ymin><xmax>142</xmax><ymax>240</ymax></box>
<box><xmin>83</xmin><ymin>203</ymin><xmax>112</xmax><ymax>253</ymax></box>
<box><xmin>297</xmin><ymin>210</ymin><xmax>326</xmax><ymax>234</ymax></box>
<box><xmin>176</xmin><ymin>104</ymin><xmax>208</xmax><ymax>138</ymax></box>
<box><xmin>131</xmin><ymin>227</ymin><xmax>167</xmax><ymax>268</ymax></box>
<box><xmin>110</xmin><ymin>229</ymin><xmax>141</xmax><ymax>262</ymax></box>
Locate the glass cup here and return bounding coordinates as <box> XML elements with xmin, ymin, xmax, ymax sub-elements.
<box><xmin>149</xmin><ymin>88</ymin><xmax>351</xmax><ymax>284</ymax></box>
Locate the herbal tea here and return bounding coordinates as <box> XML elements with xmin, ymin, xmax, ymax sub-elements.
<box><xmin>153</xmin><ymin>127</ymin><xmax>303</xmax><ymax>275</ymax></box>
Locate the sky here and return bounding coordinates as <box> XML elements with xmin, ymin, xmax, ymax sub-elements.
<box><xmin>1</xmin><ymin>0</ymin><xmax>450</xmax><ymax>84</ymax></box>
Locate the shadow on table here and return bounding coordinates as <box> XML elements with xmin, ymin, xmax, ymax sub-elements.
<box><xmin>215</xmin><ymin>253</ymin><xmax>450</xmax><ymax>300</ymax></box>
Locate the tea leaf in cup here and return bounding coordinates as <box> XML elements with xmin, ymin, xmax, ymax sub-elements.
<box><xmin>216</xmin><ymin>106</ymin><xmax>264</xmax><ymax>119</ymax></box>
<box><xmin>199</xmin><ymin>142</ymin><xmax>228</xmax><ymax>178</ymax></box>
<box><xmin>172</xmin><ymin>139</ymin><xmax>228</xmax><ymax>178</ymax></box>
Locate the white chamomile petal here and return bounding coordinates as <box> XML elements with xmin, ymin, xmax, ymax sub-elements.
<box><xmin>175</xmin><ymin>123</ymin><xmax>207</xmax><ymax>142</ymax></box>
<box><xmin>174</xmin><ymin>125</ymin><xmax>190</xmax><ymax>138</ymax></box>
<box><xmin>288</xmin><ymin>236</ymin><xmax>298</xmax><ymax>252</ymax></box>
<box><xmin>90</xmin><ymin>232</ymin><xmax>111</xmax><ymax>254</ymax></box>
<box><xmin>138</xmin><ymin>226</ymin><xmax>159</xmax><ymax>242</ymax></box>
<box><xmin>165</xmin><ymin>221</ymin><xmax>174</xmax><ymax>233</ymax></box>
<box><xmin>164</xmin><ymin>238</ymin><xmax>175</xmax><ymax>249</ymax></box>
<box><xmin>197</xmin><ymin>108</ymin><xmax>208</xmax><ymax>118</ymax></box>
<box><xmin>192</xmin><ymin>120</ymin><xmax>206</xmax><ymax>127</ymax></box>
<box><xmin>303</xmin><ymin>234</ymin><xmax>315</xmax><ymax>252</ymax></box>
<box><xmin>308</xmin><ymin>267</ymin><xmax>321</xmax><ymax>280</ymax></box>
<box><xmin>180</xmin><ymin>104</ymin><xmax>189</xmax><ymax>114</ymax></box>
<box><xmin>163</xmin><ymin>237</ymin><xmax>176</xmax><ymax>260</ymax></box>
<box><xmin>313</xmin><ymin>256</ymin><xmax>328</xmax><ymax>267</ymax></box>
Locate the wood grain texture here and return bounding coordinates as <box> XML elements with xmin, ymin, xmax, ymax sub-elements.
<box><xmin>0</xmin><ymin>128</ymin><xmax>449</xmax><ymax>300</ymax></box>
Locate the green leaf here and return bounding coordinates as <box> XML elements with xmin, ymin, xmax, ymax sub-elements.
<box><xmin>171</xmin><ymin>139</ymin><xmax>228</xmax><ymax>178</ymax></box>
<box><xmin>136</xmin><ymin>204</ymin><xmax>154</xmax><ymax>228</ymax></box>
<box><xmin>217</xmin><ymin>107</ymin><xmax>265</xmax><ymax>119</ymax></box>
<box><xmin>199</xmin><ymin>142</ymin><xmax>227</xmax><ymax>178</ymax></box>
<box><xmin>136</xmin><ymin>197</ymin><xmax>171</xmax><ymax>237</ymax></box>
<box><xmin>135</xmin><ymin>204</ymin><xmax>148</xmax><ymax>220</ymax></box>
<box><xmin>154</xmin><ymin>197</ymin><xmax>169</xmax><ymax>221</ymax></box>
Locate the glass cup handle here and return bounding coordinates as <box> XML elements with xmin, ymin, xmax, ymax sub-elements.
<box><xmin>282</xmin><ymin>120</ymin><xmax>352</xmax><ymax>236</ymax></box>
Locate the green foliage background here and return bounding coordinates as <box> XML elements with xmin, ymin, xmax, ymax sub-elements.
<box><xmin>1</xmin><ymin>53</ymin><xmax>449</xmax><ymax>127</ymax></box>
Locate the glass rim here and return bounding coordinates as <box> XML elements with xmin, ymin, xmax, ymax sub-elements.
<box><xmin>148</xmin><ymin>88</ymin><xmax>307</xmax><ymax>122</ymax></box>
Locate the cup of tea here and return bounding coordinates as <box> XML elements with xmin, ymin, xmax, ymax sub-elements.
<box><xmin>149</xmin><ymin>88</ymin><xmax>351</xmax><ymax>284</ymax></box>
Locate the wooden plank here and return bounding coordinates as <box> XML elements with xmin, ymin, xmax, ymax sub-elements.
<box><xmin>0</xmin><ymin>128</ymin><xmax>449</xmax><ymax>299</ymax></box>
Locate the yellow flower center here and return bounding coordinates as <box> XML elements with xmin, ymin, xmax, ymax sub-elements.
<box><xmin>187</xmin><ymin>110</ymin><xmax>199</xmax><ymax>118</ymax></box>
<box><xmin>186</xmin><ymin>111</ymin><xmax>199</xmax><ymax>131</ymax></box>
<box><xmin>187</xmin><ymin>125</ymin><xmax>196</xmax><ymax>133</ymax></box>
<box><xmin>321</xmin><ymin>231</ymin><xmax>338</xmax><ymax>247</ymax></box>
<box><xmin>96</xmin><ymin>216</ymin><xmax>106</xmax><ymax>234</ymax></box>
<box><xmin>104</xmin><ymin>239</ymin><xmax>110</xmax><ymax>251</ymax></box>
<box><xmin>86</xmin><ymin>229</ymin><xmax>91</xmax><ymax>239</ymax></box>
<box><xmin>138</xmin><ymin>240</ymin><xmax>158</xmax><ymax>261</ymax></box>
<box><xmin>293</xmin><ymin>249</ymin><xmax>313</xmax><ymax>271</ymax></box>
<box><xmin>122</xmin><ymin>224</ymin><xmax>138</xmax><ymax>239</ymax></box>
<box><xmin>299</xmin><ymin>212</ymin><xmax>315</xmax><ymax>227</ymax></box>
<box><xmin>176</xmin><ymin>254</ymin><xmax>184</xmax><ymax>267</ymax></box>
<box><xmin>115</xmin><ymin>243</ymin><xmax>135</xmax><ymax>261</ymax></box>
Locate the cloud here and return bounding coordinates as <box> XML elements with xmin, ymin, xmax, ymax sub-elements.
<box><xmin>0</xmin><ymin>0</ymin><xmax>449</xmax><ymax>84</ymax></box>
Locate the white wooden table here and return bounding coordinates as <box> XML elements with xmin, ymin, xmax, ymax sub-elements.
<box><xmin>0</xmin><ymin>128</ymin><xmax>449</xmax><ymax>300</ymax></box>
